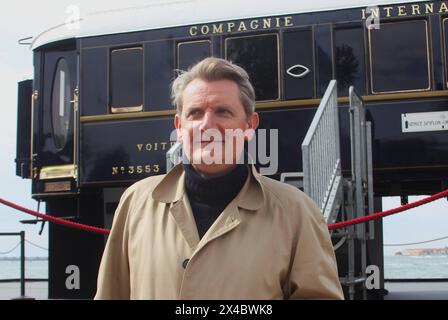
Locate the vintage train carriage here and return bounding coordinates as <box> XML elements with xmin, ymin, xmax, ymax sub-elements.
<box><xmin>16</xmin><ymin>0</ymin><xmax>448</xmax><ymax>298</ymax></box>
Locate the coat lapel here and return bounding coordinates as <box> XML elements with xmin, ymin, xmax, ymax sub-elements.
<box><xmin>170</xmin><ymin>194</ymin><xmax>200</xmax><ymax>249</ymax></box>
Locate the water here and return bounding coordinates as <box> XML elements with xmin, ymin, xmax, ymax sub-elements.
<box><xmin>0</xmin><ymin>259</ymin><xmax>48</xmax><ymax>279</ymax></box>
<box><xmin>0</xmin><ymin>256</ymin><xmax>447</xmax><ymax>280</ymax></box>
<box><xmin>384</xmin><ymin>255</ymin><xmax>448</xmax><ymax>279</ymax></box>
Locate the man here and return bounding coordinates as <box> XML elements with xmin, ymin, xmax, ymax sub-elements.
<box><xmin>95</xmin><ymin>57</ymin><xmax>343</xmax><ymax>299</ymax></box>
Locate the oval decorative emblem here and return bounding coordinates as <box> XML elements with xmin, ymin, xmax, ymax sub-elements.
<box><xmin>286</xmin><ymin>64</ymin><xmax>311</xmax><ymax>78</ymax></box>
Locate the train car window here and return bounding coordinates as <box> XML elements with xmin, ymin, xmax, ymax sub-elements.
<box><xmin>225</xmin><ymin>34</ymin><xmax>279</xmax><ymax>101</ymax></box>
<box><xmin>333</xmin><ymin>26</ymin><xmax>366</xmax><ymax>96</ymax></box>
<box><xmin>443</xmin><ymin>18</ymin><xmax>448</xmax><ymax>88</ymax></box>
<box><xmin>369</xmin><ymin>20</ymin><xmax>430</xmax><ymax>94</ymax></box>
<box><xmin>283</xmin><ymin>29</ymin><xmax>314</xmax><ymax>100</ymax></box>
<box><xmin>110</xmin><ymin>47</ymin><xmax>143</xmax><ymax>112</ymax></box>
<box><xmin>177</xmin><ymin>40</ymin><xmax>211</xmax><ymax>71</ymax></box>
<box><xmin>51</xmin><ymin>58</ymin><xmax>71</xmax><ymax>150</ymax></box>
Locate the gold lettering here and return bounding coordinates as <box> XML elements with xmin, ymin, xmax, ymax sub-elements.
<box><xmin>425</xmin><ymin>3</ymin><xmax>434</xmax><ymax>14</ymax></box>
<box><xmin>275</xmin><ymin>17</ymin><xmax>281</xmax><ymax>27</ymax></box>
<box><xmin>361</xmin><ymin>8</ymin><xmax>366</xmax><ymax>19</ymax></box>
<box><xmin>154</xmin><ymin>143</ymin><xmax>158</xmax><ymax>151</ymax></box>
<box><xmin>384</xmin><ymin>6</ymin><xmax>393</xmax><ymax>17</ymax></box>
<box><xmin>370</xmin><ymin>7</ymin><xmax>379</xmax><ymax>18</ymax></box>
<box><xmin>263</xmin><ymin>18</ymin><xmax>271</xmax><ymax>29</ymax></box>
<box><xmin>213</xmin><ymin>24</ymin><xmax>223</xmax><ymax>34</ymax></box>
<box><xmin>111</xmin><ymin>164</ymin><xmax>161</xmax><ymax>175</ymax></box>
<box><xmin>201</xmin><ymin>25</ymin><xmax>209</xmax><ymax>35</ymax></box>
<box><xmin>160</xmin><ymin>142</ymin><xmax>167</xmax><ymax>150</ymax></box>
<box><xmin>440</xmin><ymin>2</ymin><xmax>448</xmax><ymax>13</ymax></box>
<box><xmin>284</xmin><ymin>16</ymin><xmax>293</xmax><ymax>27</ymax></box>
<box><xmin>189</xmin><ymin>26</ymin><xmax>198</xmax><ymax>36</ymax></box>
<box><xmin>146</xmin><ymin>143</ymin><xmax>152</xmax><ymax>151</ymax></box>
<box><xmin>398</xmin><ymin>6</ymin><xmax>407</xmax><ymax>16</ymax></box>
<box><xmin>237</xmin><ymin>21</ymin><xmax>247</xmax><ymax>32</ymax></box>
<box><xmin>412</xmin><ymin>4</ymin><xmax>421</xmax><ymax>15</ymax></box>
<box><xmin>250</xmin><ymin>19</ymin><xmax>259</xmax><ymax>29</ymax></box>
<box><xmin>227</xmin><ymin>22</ymin><xmax>235</xmax><ymax>32</ymax></box>
<box><xmin>137</xmin><ymin>144</ymin><xmax>143</xmax><ymax>151</ymax></box>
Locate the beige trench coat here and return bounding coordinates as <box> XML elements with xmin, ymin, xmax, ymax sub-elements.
<box><xmin>95</xmin><ymin>164</ymin><xmax>343</xmax><ymax>300</ymax></box>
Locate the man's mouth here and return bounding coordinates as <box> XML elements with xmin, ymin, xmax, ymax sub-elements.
<box><xmin>197</xmin><ymin>140</ymin><xmax>224</xmax><ymax>144</ymax></box>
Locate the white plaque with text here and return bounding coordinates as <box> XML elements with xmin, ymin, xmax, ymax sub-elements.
<box><xmin>402</xmin><ymin>111</ymin><xmax>448</xmax><ymax>133</ymax></box>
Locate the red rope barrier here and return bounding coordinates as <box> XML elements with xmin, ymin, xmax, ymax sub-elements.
<box><xmin>1</xmin><ymin>188</ymin><xmax>448</xmax><ymax>234</ymax></box>
<box><xmin>0</xmin><ymin>198</ymin><xmax>110</xmax><ymax>235</ymax></box>
<box><xmin>328</xmin><ymin>188</ymin><xmax>448</xmax><ymax>230</ymax></box>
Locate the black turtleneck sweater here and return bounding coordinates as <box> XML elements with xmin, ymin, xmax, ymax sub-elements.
<box><xmin>183</xmin><ymin>164</ymin><xmax>248</xmax><ymax>239</ymax></box>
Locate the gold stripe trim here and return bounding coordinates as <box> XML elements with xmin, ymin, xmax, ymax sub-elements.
<box><xmin>110</xmin><ymin>105</ymin><xmax>143</xmax><ymax>113</ymax></box>
<box><xmin>81</xmin><ymin>109</ymin><xmax>175</xmax><ymax>122</ymax></box>
<box><xmin>373</xmin><ymin>164</ymin><xmax>448</xmax><ymax>171</ymax></box>
<box><xmin>111</xmin><ymin>47</ymin><xmax>142</xmax><ymax>53</ymax></box>
<box><xmin>39</xmin><ymin>164</ymin><xmax>77</xmax><ymax>180</ymax></box>
<box><xmin>80</xmin><ymin>90</ymin><xmax>448</xmax><ymax>123</ymax></box>
<box><xmin>257</xmin><ymin>98</ymin><xmax>321</xmax><ymax>109</ymax></box>
<box><xmin>81</xmin><ymin>179</ymin><xmax>147</xmax><ymax>186</ymax></box>
<box><xmin>338</xmin><ymin>90</ymin><xmax>448</xmax><ymax>103</ymax></box>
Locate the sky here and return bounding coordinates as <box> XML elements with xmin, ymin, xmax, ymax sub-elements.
<box><xmin>0</xmin><ymin>0</ymin><xmax>446</xmax><ymax>263</ymax></box>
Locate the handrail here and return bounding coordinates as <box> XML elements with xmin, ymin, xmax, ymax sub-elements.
<box><xmin>301</xmin><ymin>80</ymin><xmax>342</xmax><ymax>224</ymax></box>
<box><xmin>0</xmin><ymin>231</ymin><xmax>33</xmax><ymax>299</ymax></box>
<box><xmin>166</xmin><ymin>141</ymin><xmax>183</xmax><ymax>172</ymax></box>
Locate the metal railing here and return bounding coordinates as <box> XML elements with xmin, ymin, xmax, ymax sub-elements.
<box><xmin>349</xmin><ymin>86</ymin><xmax>374</xmax><ymax>240</ymax></box>
<box><xmin>0</xmin><ymin>231</ymin><xmax>34</xmax><ymax>299</ymax></box>
<box><xmin>344</xmin><ymin>85</ymin><xmax>374</xmax><ymax>300</ymax></box>
<box><xmin>166</xmin><ymin>141</ymin><xmax>183</xmax><ymax>172</ymax></box>
<box><xmin>301</xmin><ymin>80</ymin><xmax>342</xmax><ymax>224</ymax></box>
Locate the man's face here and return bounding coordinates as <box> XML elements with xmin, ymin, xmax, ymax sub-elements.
<box><xmin>174</xmin><ymin>78</ymin><xmax>259</xmax><ymax>176</ymax></box>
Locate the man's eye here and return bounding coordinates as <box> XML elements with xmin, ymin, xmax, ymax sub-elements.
<box><xmin>217</xmin><ymin>109</ymin><xmax>232</xmax><ymax>115</ymax></box>
<box><xmin>188</xmin><ymin>110</ymin><xmax>201</xmax><ymax>117</ymax></box>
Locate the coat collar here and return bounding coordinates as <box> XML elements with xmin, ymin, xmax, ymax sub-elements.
<box><xmin>152</xmin><ymin>164</ymin><xmax>264</xmax><ymax>211</ymax></box>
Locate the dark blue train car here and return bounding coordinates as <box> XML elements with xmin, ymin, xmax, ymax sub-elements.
<box><xmin>15</xmin><ymin>0</ymin><xmax>448</xmax><ymax>299</ymax></box>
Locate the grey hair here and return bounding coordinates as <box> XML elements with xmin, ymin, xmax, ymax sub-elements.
<box><xmin>171</xmin><ymin>57</ymin><xmax>255</xmax><ymax>116</ymax></box>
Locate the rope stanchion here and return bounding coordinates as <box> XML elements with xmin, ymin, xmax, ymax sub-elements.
<box><xmin>328</xmin><ymin>188</ymin><xmax>448</xmax><ymax>231</ymax></box>
<box><xmin>0</xmin><ymin>198</ymin><xmax>110</xmax><ymax>235</ymax></box>
<box><xmin>1</xmin><ymin>188</ymin><xmax>448</xmax><ymax>234</ymax></box>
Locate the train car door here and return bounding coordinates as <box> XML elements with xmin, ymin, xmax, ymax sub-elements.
<box><xmin>33</xmin><ymin>43</ymin><xmax>78</xmax><ymax>194</ymax></box>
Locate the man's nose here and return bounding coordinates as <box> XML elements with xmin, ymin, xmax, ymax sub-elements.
<box><xmin>199</xmin><ymin>111</ymin><xmax>217</xmax><ymax>131</ymax></box>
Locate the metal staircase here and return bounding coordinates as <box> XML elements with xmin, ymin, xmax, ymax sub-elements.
<box><xmin>300</xmin><ymin>81</ymin><xmax>375</xmax><ymax>299</ymax></box>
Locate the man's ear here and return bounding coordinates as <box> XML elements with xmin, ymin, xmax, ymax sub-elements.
<box><xmin>248</xmin><ymin>112</ymin><xmax>259</xmax><ymax>130</ymax></box>
<box><xmin>174</xmin><ymin>114</ymin><xmax>183</xmax><ymax>142</ymax></box>
<box><xmin>245</xmin><ymin>112</ymin><xmax>259</xmax><ymax>140</ymax></box>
